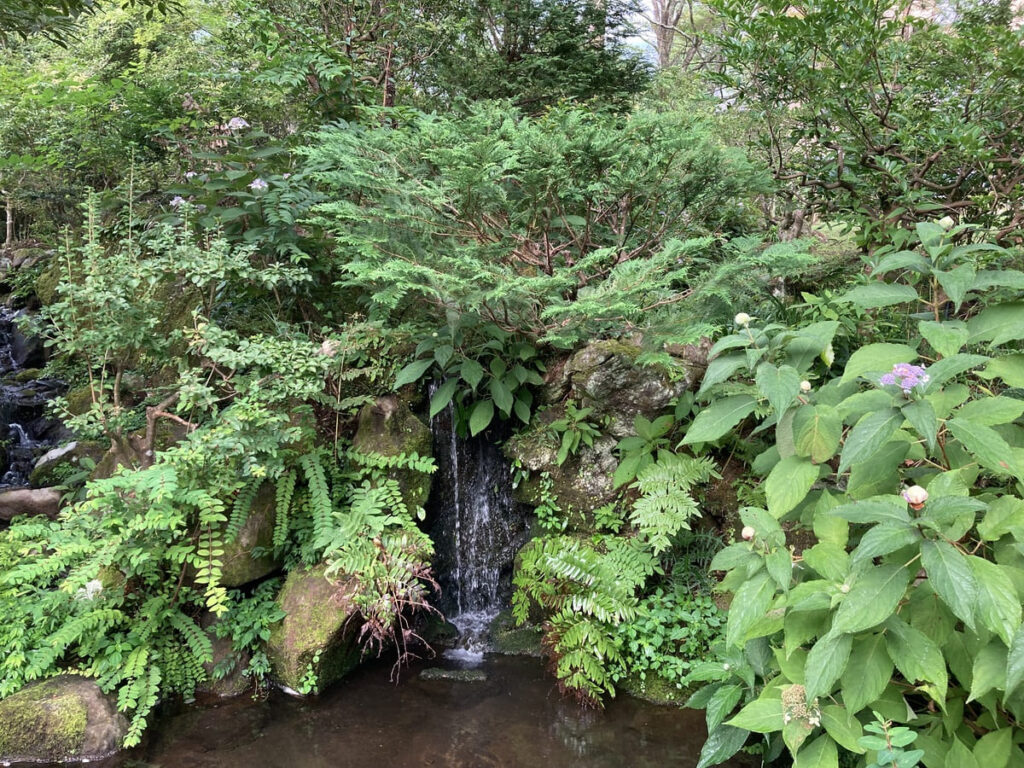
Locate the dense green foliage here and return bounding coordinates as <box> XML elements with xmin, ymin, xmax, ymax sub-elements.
<box><xmin>2</xmin><ymin>1</ymin><xmax>1023</xmax><ymax>765</ymax></box>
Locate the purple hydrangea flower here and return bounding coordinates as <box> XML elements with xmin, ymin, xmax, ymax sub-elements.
<box><xmin>169</xmin><ymin>195</ymin><xmax>186</xmax><ymax>208</ymax></box>
<box><xmin>249</xmin><ymin>177</ymin><xmax>269</xmax><ymax>192</ymax></box>
<box><xmin>185</xmin><ymin>171</ymin><xmax>198</xmax><ymax>179</ymax></box>
<box><xmin>880</xmin><ymin>363</ymin><xmax>929</xmax><ymax>392</ymax></box>
<box><xmin>226</xmin><ymin>117</ymin><xmax>250</xmax><ymax>130</ymax></box>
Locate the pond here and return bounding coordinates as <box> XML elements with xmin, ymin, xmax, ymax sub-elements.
<box><xmin>87</xmin><ymin>655</ymin><xmax>751</xmax><ymax>768</ymax></box>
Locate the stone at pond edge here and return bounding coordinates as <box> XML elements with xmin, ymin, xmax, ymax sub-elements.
<box><xmin>220</xmin><ymin>482</ymin><xmax>280</xmax><ymax>588</ymax></box>
<box><xmin>196</xmin><ymin>613</ymin><xmax>252</xmax><ymax>698</ymax></box>
<box><xmin>0</xmin><ymin>487</ymin><xmax>62</xmax><ymax>521</ymax></box>
<box><xmin>352</xmin><ymin>395</ymin><xmax>433</xmax><ymax>512</ymax></box>
<box><xmin>418</xmin><ymin>667</ymin><xmax>488</xmax><ymax>683</ymax></box>
<box><xmin>266</xmin><ymin>563</ymin><xmax>364</xmax><ymax>693</ymax></box>
<box><xmin>0</xmin><ymin>675</ymin><xmax>128</xmax><ymax>764</ymax></box>
<box><xmin>29</xmin><ymin>440</ymin><xmax>108</xmax><ymax>489</ymax></box>
<box><xmin>619</xmin><ymin>671</ymin><xmax>690</xmax><ymax>707</ymax></box>
<box><xmin>489</xmin><ymin>610</ymin><xmax>543</xmax><ymax>657</ymax></box>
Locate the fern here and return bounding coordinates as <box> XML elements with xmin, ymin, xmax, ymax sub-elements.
<box><xmin>273</xmin><ymin>470</ymin><xmax>297</xmax><ymax>550</ymax></box>
<box><xmin>629</xmin><ymin>452</ymin><xmax>717</xmax><ymax>554</ymax></box>
<box><xmin>226</xmin><ymin>478</ymin><xmax>263</xmax><ymax>543</ymax></box>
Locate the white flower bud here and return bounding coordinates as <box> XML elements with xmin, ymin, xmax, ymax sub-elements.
<box><xmin>722</xmin><ymin>663</ymin><xmax>730</xmax><ymax>671</ymax></box>
<box><xmin>937</xmin><ymin>216</ymin><xmax>955</xmax><ymax>230</ymax></box>
<box><xmin>902</xmin><ymin>485</ymin><xmax>928</xmax><ymax>509</ymax></box>
<box><xmin>741</xmin><ymin>525</ymin><xmax>756</xmax><ymax>541</ymax></box>
<box><xmin>734</xmin><ymin>312</ymin><xmax>752</xmax><ymax>327</ymax></box>
<box><xmin>800</xmin><ymin>380</ymin><xmax>812</xmax><ymax>393</ymax></box>
<box><xmin>839</xmin><ymin>584</ymin><xmax>850</xmax><ymax>594</ymax></box>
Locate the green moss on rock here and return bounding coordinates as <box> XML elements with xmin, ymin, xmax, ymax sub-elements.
<box><xmin>352</xmin><ymin>396</ymin><xmax>433</xmax><ymax>511</ymax></box>
<box><xmin>0</xmin><ymin>676</ymin><xmax>128</xmax><ymax>764</ymax></box>
<box><xmin>219</xmin><ymin>483</ymin><xmax>280</xmax><ymax>588</ymax></box>
<box><xmin>34</xmin><ymin>263</ymin><xmax>62</xmax><ymax>306</ymax></box>
<box><xmin>489</xmin><ymin>611</ymin><xmax>543</xmax><ymax>657</ymax></box>
<box><xmin>619</xmin><ymin>671</ymin><xmax>689</xmax><ymax>706</ymax></box>
<box><xmin>265</xmin><ymin>563</ymin><xmax>364</xmax><ymax>693</ymax></box>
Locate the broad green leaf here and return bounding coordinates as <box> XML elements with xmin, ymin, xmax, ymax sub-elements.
<box><xmin>833</xmin><ymin>564</ymin><xmax>910</xmax><ymax>634</ymax></box>
<box><xmin>794</xmin><ymin>735</ymin><xmax>839</xmax><ymax>768</ymax></box>
<box><xmin>683</xmin><ymin>395</ymin><xmax>758</xmax><ymax>445</ymax></box>
<box><xmin>851</xmin><ymin>524</ymin><xmax>920</xmax><ymax>566</ymax></box>
<box><xmin>936</xmin><ymin>264</ymin><xmax>976</xmax><ymax>310</ymax></box>
<box><xmin>841</xmin><ymin>283</ymin><xmax>919</xmax><ymax>309</ymax></box>
<box><xmin>766</xmin><ymin>547</ymin><xmax>794</xmax><ymax>592</ymax></box>
<box><xmin>705</xmin><ymin>684</ymin><xmax>743</xmax><ymax>732</ymax></box>
<box><xmin>979</xmin><ymin>354</ymin><xmax>1024</xmax><ymax>387</ymax></box>
<box><xmin>972</xmin><ymin>268</ymin><xmax>1024</xmax><ymax>291</ymax></box>
<box><xmin>460</xmin><ymin>359</ymin><xmax>485</xmax><ymax>389</ymax></box>
<box><xmin>872</xmin><ymin>249</ymin><xmax>930</xmax><ymax>275</ymax></box>
<box><xmin>969</xmin><ymin>302</ymin><xmax>1024</xmax><ymax>347</ymax></box>
<box><xmin>955</xmin><ymin>397</ymin><xmax>1024</xmax><ymax>426</ymax></box>
<box><xmin>821</xmin><ymin>705</ymin><xmax>865</xmax><ymax>754</ymax></box>
<box><xmin>829</xmin><ymin>498</ymin><xmax>910</xmax><ymax>525</ymax></box>
<box><xmin>699</xmin><ymin>352</ymin><xmax>747</xmax><ymax>395</ymax></box>
<box><xmin>902</xmin><ymin>399</ymin><xmax>938</xmax><ymax>452</ymax></box>
<box><xmin>919</xmin><ymin>320</ymin><xmax>968</xmax><ymax>359</ymax></box>
<box><xmin>968</xmin><ymin>556</ymin><xmax>1022</xmax><ymax>645</ymax></box>
<box><xmin>784</xmin><ymin>716</ymin><xmax>816</xmax><ymax>754</ymax></box>
<box><xmin>784</xmin><ymin>616</ymin><xmax>823</xmax><ymax>662</ymax></box>
<box><xmin>695</xmin><ymin>724</ymin><xmax>749</xmax><ymax>768</ymax></box>
<box><xmin>978</xmin><ymin>496</ymin><xmax>1024</xmax><ymax>541</ymax></box>
<box><xmin>726</xmin><ymin>697</ymin><xmax>784</xmax><ymax>733</ymax></box>
<box><xmin>803</xmin><ymin>542</ymin><xmax>849</xmax><ymax>582</ymax></box>
<box><xmin>766</xmin><ymin>455</ymin><xmax>818</xmax><ymax>518</ymax></box>
<box><xmin>840</xmin><ymin>632</ymin><xmax>893</xmax><ymax>713</ymax></box>
<box><xmin>489</xmin><ymin>376</ymin><xmax>514</xmax><ymax>416</ymax></box>
<box><xmin>756</xmin><ymin>362</ymin><xmax>801</xmax><ymax>415</ymax></box>
<box><xmin>885</xmin><ymin>616</ymin><xmax>948</xmax><ymax>704</ymax></box>
<box><xmin>846</xmin><ymin>440</ymin><xmax>907</xmax><ymax>500</ymax></box>
<box><xmin>429</xmin><ymin>378</ymin><xmax>459</xmax><ymax>418</ymax></box>
<box><xmin>973</xmin><ymin>728</ymin><xmax>1013</xmax><ymax>768</ymax></box>
<box><xmin>804</xmin><ymin>630</ymin><xmax>852</xmax><ymax>702</ymax></box>
<box><xmin>837</xmin><ymin>390</ymin><xmax>893</xmax><ymax>424</ymax></box>
<box><xmin>838</xmin><ymin>409</ymin><xmax>903</xmax><ymax>475</ymax></box>
<box><xmin>468</xmin><ymin>399</ymin><xmax>494</xmax><ymax>436</ymax></box>
<box><xmin>922</xmin><ymin>540</ymin><xmax>978</xmax><ymax>630</ymax></box>
<box><xmin>946</xmin><ymin>738</ymin><xmax>982</xmax><ymax>768</ymax></box>
<box><xmin>1006</xmin><ymin>624</ymin><xmax>1024</xmax><ymax>701</ymax></box>
<box><xmin>393</xmin><ymin>358</ymin><xmax>434</xmax><ymax>389</ymax></box>
<box><xmin>726</xmin><ymin>572</ymin><xmax>775</xmax><ymax>648</ymax></box>
<box><xmin>968</xmin><ymin>641</ymin><xmax>1007</xmax><ymax>702</ymax></box>
<box><xmin>841</xmin><ymin>343</ymin><xmax>917</xmax><ymax>383</ymax></box>
<box><xmin>947</xmin><ymin>418</ymin><xmax>1024</xmax><ymax>478</ymax></box>
<box><xmin>813</xmin><ymin>492</ymin><xmax>848</xmax><ymax>547</ymax></box>
<box><xmin>793</xmin><ymin>405</ymin><xmax>842</xmax><ymax>464</ymax></box>
<box><xmin>925</xmin><ymin>354</ymin><xmax>989</xmax><ymax>389</ymax></box>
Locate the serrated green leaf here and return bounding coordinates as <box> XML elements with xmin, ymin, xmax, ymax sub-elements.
<box><xmin>756</xmin><ymin>362</ymin><xmax>801</xmax><ymax>415</ymax></box>
<box><xmin>968</xmin><ymin>640</ymin><xmax>1007</xmax><ymax>703</ymax></box>
<box><xmin>833</xmin><ymin>564</ymin><xmax>909</xmax><ymax>634</ymax></box>
<box><xmin>793</xmin><ymin>405</ymin><xmax>842</xmax><ymax>464</ymax></box>
<box><xmin>829</xmin><ymin>498</ymin><xmax>910</xmax><ymax>525</ymax></box>
<box><xmin>968</xmin><ymin>302</ymin><xmax>1024</xmax><ymax>348</ymax></box>
<box><xmin>726</xmin><ymin>572</ymin><xmax>775</xmax><ymax>648</ymax></box>
<box><xmin>946</xmin><ymin>737</ymin><xmax>981</xmax><ymax>768</ymax></box>
<box><xmin>841</xmin><ymin>283</ymin><xmax>919</xmax><ymax>309</ymax></box>
<box><xmin>489</xmin><ymin>376</ymin><xmax>514</xmax><ymax>416</ymax></box>
<box><xmin>885</xmin><ymin>616</ymin><xmax>948</xmax><ymax>705</ymax></box>
<box><xmin>921</xmin><ymin>540</ymin><xmax>978</xmax><ymax>631</ymax></box>
<box><xmin>700</xmin><ymin>352</ymin><xmax>747</xmax><ymax>394</ymax></box>
<box><xmin>973</xmin><ymin>728</ymin><xmax>1013</xmax><ymax>768</ymax></box>
<box><xmin>706</xmin><ymin>684</ymin><xmax>744</xmax><ymax>732</ymax></box>
<box><xmin>955</xmin><ymin>397</ymin><xmax>1024</xmax><ymax>426</ymax></box>
<box><xmin>841</xmin><ymin>632</ymin><xmax>892</xmax><ymax>713</ymax></box>
<box><xmin>429</xmin><ymin>378</ymin><xmax>459</xmax><ymax>418</ymax></box>
<box><xmin>804</xmin><ymin>630</ymin><xmax>852</xmax><ymax>702</ymax></box>
<box><xmin>920</xmin><ymin>320</ymin><xmax>968</xmax><ymax>359</ymax></box>
<box><xmin>726</xmin><ymin>697</ymin><xmax>784</xmax><ymax>733</ymax></box>
<box><xmin>839</xmin><ymin>409</ymin><xmax>903</xmax><ymax>475</ymax></box>
<box><xmin>978</xmin><ymin>496</ymin><xmax>1024</xmax><ymax>541</ymax></box>
<box><xmin>765</xmin><ymin>455</ymin><xmax>818</xmax><ymax>519</ymax></box>
<box><xmin>794</xmin><ymin>735</ymin><xmax>839</xmax><ymax>768</ymax></box>
<box><xmin>841</xmin><ymin>344</ymin><xmax>917</xmax><ymax>383</ymax></box>
<box><xmin>902</xmin><ymin>399</ymin><xmax>938</xmax><ymax>453</ymax></box>
<box><xmin>969</xmin><ymin>556</ymin><xmax>1021</xmax><ymax>645</ymax></box>
<box><xmin>469</xmin><ymin>399</ymin><xmax>494</xmax><ymax>436</ymax></box>
<box><xmin>936</xmin><ymin>264</ymin><xmax>976</xmax><ymax>311</ymax></box>
<box><xmin>979</xmin><ymin>354</ymin><xmax>1024</xmax><ymax>387</ymax></box>
<box><xmin>460</xmin><ymin>359</ymin><xmax>485</xmax><ymax>389</ymax></box>
<box><xmin>821</xmin><ymin>705</ymin><xmax>864</xmax><ymax>754</ymax></box>
<box><xmin>696</xmin><ymin>724</ymin><xmax>749</xmax><ymax>768</ymax></box>
<box><xmin>394</xmin><ymin>358</ymin><xmax>434</xmax><ymax>389</ymax></box>
<box><xmin>948</xmin><ymin>417</ymin><xmax>1024</xmax><ymax>478</ymax></box>
<box><xmin>683</xmin><ymin>395</ymin><xmax>758</xmax><ymax>445</ymax></box>
<box><xmin>851</xmin><ymin>523</ymin><xmax>920</xmax><ymax>566</ymax></box>
<box><xmin>1005</xmin><ymin>624</ymin><xmax>1024</xmax><ymax>701</ymax></box>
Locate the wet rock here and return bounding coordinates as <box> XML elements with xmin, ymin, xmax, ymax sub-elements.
<box><xmin>619</xmin><ymin>671</ymin><xmax>688</xmax><ymax>707</ymax></box>
<box><xmin>10</xmin><ymin>247</ymin><xmax>48</xmax><ymax>270</ymax></box>
<box><xmin>0</xmin><ymin>487</ymin><xmax>62</xmax><ymax>521</ymax></box>
<box><xmin>266</xmin><ymin>563</ymin><xmax>364</xmax><ymax>693</ymax></box>
<box><xmin>352</xmin><ymin>395</ymin><xmax>433</xmax><ymax>512</ymax></box>
<box><xmin>504</xmin><ymin>427</ymin><xmax>618</xmax><ymax>521</ymax></box>
<box><xmin>10</xmin><ymin>323</ymin><xmax>45</xmax><ymax>369</ymax></box>
<box><xmin>29</xmin><ymin>440</ymin><xmax>107</xmax><ymax>489</ymax></box>
<box><xmin>418</xmin><ymin>667</ymin><xmax>488</xmax><ymax>682</ymax></box>
<box><xmin>0</xmin><ymin>675</ymin><xmax>128</xmax><ymax>764</ymax></box>
<box><xmin>489</xmin><ymin>611</ymin><xmax>543</xmax><ymax>657</ymax></box>
<box><xmin>563</xmin><ymin>340</ymin><xmax>693</xmax><ymax>438</ymax></box>
<box><xmin>220</xmin><ymin>483</ymin><xmax>280</xmax><ymax>588</ymax></box>
<box><xmin>196</xmin><ymin>614</ymin><xmax>251</xmax><ymax>698</ymax></box>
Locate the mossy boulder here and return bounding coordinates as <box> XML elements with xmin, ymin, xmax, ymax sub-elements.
<box><xmin>0</xmin><ymin>675</ymin><xmax>128</xmax><ymax>764</ymax></box>
<box><xmin>196</xmin><ymin>613</ymin><xmax>251</xmax><ymax>698</ymax></box>
<box><xmin>489</xmin><ymin>610</ymin><xmax>543</xmax><ymax>657</ymax></box>
<box><xmin>29</xmin><ymin>440</ymin><xmax>108</xmax><ymax>489</ymax></box>
<box><xmin>352</xmin><ymin>396</ymin><xmax>433</xmax><ymax>512</ymax></box>
<box><xmin>562</xmin><ymin>340</ymin><xmax>693</xmax><ymax>438</ymax></box>
<box><xmin>34</xmin><ymin>262</ymin><xmax>63</xmax><ymax>306</ymax></box>
<box><xmin>619</xmin><ymin>671</ymin><xmax>689</xmax><ymax>706</ymax></box>
<box><xmin>0</xmin><ymin>487</ymin><xmax>62</xmax><ymax>521</ymax></box>
<box><xmin>504</xmin><ymin>423</ymin><xmax>618</xmax><ymax>523</ymax></box>
<box><xmin>219</xmin><ymin>483</ymin><xmax>280</xmax><ymax>588</ymax></box>
<box><xmin>265</xmin><ymin>563</ymin><xmax>364</xmax><ymax>693</ymax></box>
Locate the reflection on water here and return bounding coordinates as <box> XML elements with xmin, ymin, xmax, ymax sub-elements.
<box><xmin>85</xmin><ymin>656</ymin><xmax>750</xmax><ymax>768</ymax></box>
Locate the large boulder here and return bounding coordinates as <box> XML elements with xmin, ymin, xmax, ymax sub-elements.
<box><xmin>0</xmin><ymin>675</ymin><xmax>128</xmax><ymax>764</ymax></box>
<box><xmin>559</xmin><ymin>340</ymin><xmax>698</xmax><ymax>438</ymax></box>
<box><xmin>0</xmin><ymin>487</ymin><xmax>62</xmax><ymax>521</ymax></box>
<box><xmin>265</xmin><ymin>563</ymin><xmax>363</xmax><ymax>694</ymax></box>
<box><xmin>352</xmin><ymin>396</ymin><xmax>433</xmax><ymax>511</ymax></box>
<box><xmin>29</xmin><ymin>440</ymin><xmax>108</xmax><ymax>489</ymax></box>
<box><xmin>196</xmin><ymin>613</ymin><xmax>251</xmax><ymax>698</ymax></box>
<box><xmin>219</xmin><ymin>483</ymin><xmax>280</xmax><ymax>588</ymax></box>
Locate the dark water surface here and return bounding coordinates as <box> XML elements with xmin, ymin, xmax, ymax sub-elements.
<box><xmin>96</xmin><ymin>656</ymin><xmax>750</xmax><ymax>768</ymax></box>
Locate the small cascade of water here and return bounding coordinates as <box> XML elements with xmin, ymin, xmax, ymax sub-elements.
<box><xmin>427</xmin><ymin>390</ymin><xmax>530</xmax><ymax>662</ymax></box>
<box><xmin>0</xmin><ymin>308</ymin><xmax>64</xmax><ymax>489</ymax></box>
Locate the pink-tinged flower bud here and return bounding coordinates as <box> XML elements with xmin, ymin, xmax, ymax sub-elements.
<box><xmin>839</xmin><ymin>584</ymin><xmax>850</xmax><ymax>594</ymax></box>
<box><xmin>800</xmin><ymin>380</ymin><xmax>812</xmax><ymax>393</ymax></box>
<box><xmin>741</xmin><ymin>526</ymin><xmax>756</xmax><ymax>541</ymax></box>
<box><xmin>734</xmin><ymin>312</ymin><xmax>752</xmax><ymax>327</ymax></box>
<box><xmin>938</xmin><ymin>216</ymin><xmax>955</xmax><ymax>230</ymax></box>
<box><xmin>902</xmin><ymin>485</ymin><xmax>928</xmax><ymax>510</ymax></box>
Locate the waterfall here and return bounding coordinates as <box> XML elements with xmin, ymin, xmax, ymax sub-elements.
<box><xmin>0</xmin><ymin>308</ymin><xmax>63</xmax><ymax>488</ymax></box>
<box><xmin>426</xmin><ymin>391</ymin><xmax>530</xmax><ymax>661</ymax></box>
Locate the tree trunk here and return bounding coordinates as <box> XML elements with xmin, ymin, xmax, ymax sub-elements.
<box><xmin>4</xmin><ymin>193</ymin><xmax>12</xmax><ymax>248</ymax></box>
